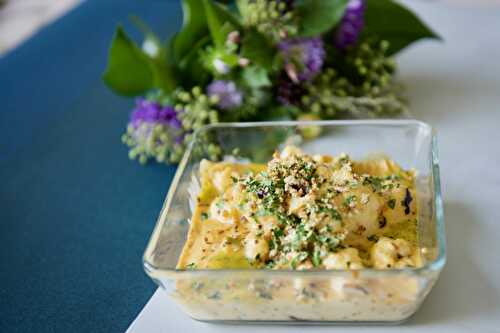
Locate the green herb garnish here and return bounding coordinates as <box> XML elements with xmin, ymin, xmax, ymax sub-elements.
<box><xmin>186</xmin><ymin>262</ymin><xmax>197</xmax><ymax>269</ymax></box>
<box><xmin>312</xmin><ymin>250</ymin><xmax>322</xmax><ymax>267</ymax></box>
<box><xmin>343</xmin><ymin>195</ymin><xmax>357</xmax><ymax>207</ymax></box>
<box><xmin>387</xmin><ymin>198</ymin><xmax>396</xmax><ymax>209</ymax></box>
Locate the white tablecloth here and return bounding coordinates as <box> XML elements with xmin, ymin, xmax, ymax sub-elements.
<box><xmin>127</xmin><ymin>1</ymin><xmax>500</xmax><ymax>332</ymax></box>
<box><xmin>0</xmin><ymin>0</ymin><xmax>81</xmax><ymax>55</ymax></box>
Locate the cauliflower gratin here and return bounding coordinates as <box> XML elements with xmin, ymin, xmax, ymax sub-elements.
<box><xmin>177</xmin><ymin>146</ymin><xmax>421</xmax><ymax>271</ymax></box>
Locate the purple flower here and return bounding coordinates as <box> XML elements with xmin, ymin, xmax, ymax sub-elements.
<box><xmin>206</xmin><ymin>80</ymin><xmax>243</xmax><ymax>110</ymax></box>
<box><xmin>278</xmin><ymin>37</ymin><xmax>325</xmax><ymax>82</ymax></box>
<box><xmin>334</xmin><ymin>0</ymin><xmax>366</xmax><ymax>50</ymax></box>
<box><xmin>123</xmin><ymin>98</ymin><xmax>186</xmax><ymax>165</ymax></box>
<box><xmin>130</xmin><ymin>98</ymin><xmax>181</xmax><ymax>129</ymax></box>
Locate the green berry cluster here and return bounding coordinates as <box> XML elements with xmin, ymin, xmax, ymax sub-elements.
<box><xmin>242</xmin><ymin>0</ymin><xmax>297</xmax><ymax>41</ymax></box>
<box><xmin>301</xmin><ymin>68</ymin><xmax>407</xmax><ymax>118</ymax></box>
<box><xmin>174</xmin><ymin>86</ymin><xmax>223</xmax><ymax>162</ymax></box>
<box><xmin>344</xmin><ymin>39</ymin><xmax>396</xmax><ymax>96</ymax></box>
<box><xmin>174</xmin><ymin>86</ymin><xmax>219</xmax><ymax>131</ymax></box>
<box><xmin>301</xmin><ymin>68</ymin><xmax>352</xmax><ymax>117</ymax></box>
<box><xmin>122</xmin><ymin>123</ymin><xmax>185</xmax><ymax>165</ymax></box>
<box><xmin>301</xmin><ymin>40</ymin><xmax>407</xmax><ymax>118</ymax></box>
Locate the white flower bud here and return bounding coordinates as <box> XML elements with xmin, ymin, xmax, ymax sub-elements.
<box><xmin>213</xmin><ymin>58</ymin><xmax>230</xmax><ymax>74</ymax></box>
<box><xmin>142</xmin><ymin>38</ymin><xmax>159</xmax><ymax>58</ymax></box>
<box><xmin>227</xmin><ymin>31</ymin><xmax>240</xmax><ymax>44</ymax></box>
<box><xmin>238</xmin><ymin>58</ymin><xmax>250</xmax><ymax>67</ymax></box>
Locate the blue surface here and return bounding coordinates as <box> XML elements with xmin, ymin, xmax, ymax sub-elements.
<box><xmin>0</xmin><ymin>1</ymin><xmax>182</xmax><ymax>332</ymax></box>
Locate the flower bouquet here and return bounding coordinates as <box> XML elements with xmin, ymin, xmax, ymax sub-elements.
<box><xmin>103</xmin><ymin>0</ymin><xmax>439</xmax><ymax>165</ymax></box>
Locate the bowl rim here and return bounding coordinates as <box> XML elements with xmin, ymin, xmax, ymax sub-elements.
<box><xmin>143</xmin><ymin>119</ymin><xmax>446</xmax><ymax>278</ymax></box>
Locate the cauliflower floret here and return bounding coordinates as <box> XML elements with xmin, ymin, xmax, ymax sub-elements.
<box><xmin>330</xmin><ymin>164</ymin><xmax>355</xmax><ymax>189</ymax></box>
<box><xmin>315</xmin><ymin>164</ymin><xmax>333</xmax><ymax>180</ymax></box>
<box><xmin>288</xmin><ymin>193</ymin><xmax>315</xmax><ymax>216</ymax></box>
<box><xmin>199</xmin><ymin>159</ymin><xmax>213</xmax><ymax>177</ymax></box>
<box><xmin>246</xmin><ymin>215</ymin><xmax>278</xmax><ymax>238</ymax></box>
<box><xmin>209</xmin><ymin>197</ymin><xmax>239</xmax><ymax>224</ymax></box>
<box><xmin>212</xmin><ymin>167</ymin><xmax>233</xmax><ymax>193</ymax></box>
<box><xmin>313</xmin><ymin>154</ymin><xmax>334</xmax><ymax>164</ymax></box>
<box><xmin>352</xmin><ymin>157</ymin><xmax>403</xmax><ymax>177</ymax></box>
<box><xmin>280</xmin><ymin>146</ymin><xmax>303</xmax><ymax>159</ymax></box>
<box><xmin>336</xmin><ymin>186</ymin><xmax>384</xmax><ymax>240</ymax></box>
<box><xmin>244</xmin><ymin>231</ymin><xmax>269</xmax><ymax>262</ymax></box>
<box><xmin>371</xmin><ymin>237</ymin><xmax>417</xmax><ymax>269</ymax></box>
<box><xmin>222</xmin><ymin>183</ymin><xmax>245</xmax><ymax>204</ymax></box>
<box><xmin>323</xmin><ymin>248</ymin><xmax>364</xmax><ymax>270</ymax></box>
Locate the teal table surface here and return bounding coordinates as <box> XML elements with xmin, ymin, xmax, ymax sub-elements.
<box><xmin>0</xmin><ymin>1</ymin><xmax>181</xmax><ymax>331</ymax></box>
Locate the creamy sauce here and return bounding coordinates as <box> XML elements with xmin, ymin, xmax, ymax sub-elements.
<box><xmin>174</xmin><ymin>147</ymin><xmax>423</xmax><ymax>321</ymax></box>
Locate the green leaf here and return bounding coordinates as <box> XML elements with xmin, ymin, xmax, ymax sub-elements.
<box><xmin>177</xmin><ymin>35</ymin><xmax>211</xmax><ymax>87</ymax></box>
<box><xmin>163</xmin><ymin>34</ymin><xmax>178</xmax><ymax>68</ymax></box>
<box><xmin>241</xmin><ymin>66</ymin><xmax>271</xmax><ymax>88</ymax></box>
<box><xmin>103</xmin><ymin>26</ymin><xmax>177</xmax><ymax>97</ymax></box>
<box><xmin>241</xmin><ymin>30</ymin><xmax>276</xmax><ymax>70</ymax></box>
<box><xmin>173</xmin><ymin>0</ymin><xmax>209</xmax><ymax>61</ymax></box>
<box><xmin>129</xmin><ymin>15</ymin><xmax>161</xmax><ymax>46</ymax></box>
<box><xmin>203</xmin><ymin>0</ymin><xmax>225</xmax><ymax>48</ymax></box>
<box><xmin>142</xmin><ymin>33</ymin><xmax>177</xmax><ymax>93</ymax></box>
<box><xmin>103</xmin><ymin>26</ymin><xmax>154</xmax><ymax>96</ymax></box>
<box><xmin>364</xmin><ymin>0</ymin><xmax>441</xmax><ymax>55</ymax></box>
<box><xmin>129</xmin><ymin>15</ymin><xmax>166</xmax><ymax>62</ymax></box>
<box><xmin>213</xmin><ymin>1</ymin><xmax>242</xmax><ymax>30</ymax></box>
<box><xmin>151</xmin><ymin>60</ymin><xmax>177</xmax><ymax>94</ymax></box>
<box><xmin>235</xmin><ymin>0</ymin><xmax>250</xmax><ymax>20</ymax></box>
<box><xmin>296</xmin><ymin>0</ymin><xmax>349</xmax><ymax>37</ymax></box>
<box><xmin>203</xmin><ymin>0</ymin><xmax>242</xmax><ymax>48</ymax></box>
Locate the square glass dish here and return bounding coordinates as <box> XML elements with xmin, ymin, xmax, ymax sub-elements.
<box><xmin>143</xmin><ymin>120</ymin><xmax>446</xmax><ymax>324</ymax></box>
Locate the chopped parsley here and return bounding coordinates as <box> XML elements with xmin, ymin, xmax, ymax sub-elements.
<box><xmin>268</xmin><ymin>237</ymin><xmax>276</xmax><ymax>249</ymax></box>
<box><xmin>228</xmin><ymin>148</ymin><xmax>415</xmax><ymax>270</ymax></box>
<box><xmin>290</xmin><ymin>252</ymin><xmax>308</xmax><ymax>269</ymax></box>
<box><xmin>336</xmin><ymin>155</ymin><xmax>350</xmax><ymax>167</ymax></box>
<box><xmin>312</xmin><ymin>250</ymin><xmax>322</xmax><ymax>267</ymax></box>
<box><xmin>215</xmin><ymin>199</ymin><xmax>224</xmax><ymax>209</ymax></box>
<box><xmin>290</xmin><ymin>258</ymin><xmax>298</xmax><ymax>270</ymax></box>
<box><xmin>363</xmin><ymin>176</ymin><xmax>383</xmax><ymax>193</ymax></box>
<box><xmin>318</xmin><ymin>206</ymin><xmax>342</xmax><ymax>221</ymax></box>
<box><xmin>191</xmin><ymin>282</ymin><xmax>204</xmax><ymax>291</ymax></box>
<box><xmin>207</xmin><ymin>291</ymin><xmax>222</xmax><ymax>300</ymax></box>
<box><xmin>343</xmin><ymin>195</ymin><xmax>357</xmax><ymax>208</ymax></box>
<box><xmin>318</xmin><ymin>234</ymin><xmax>341</xmax><ymax>251</ymax></box>
<box><xmin>265</xmin><ymin>260</ymin><xmax>276</xmax><ymax>269</ymax></box>
<box><xmin>256</xmin><ymin>289</ymin><xmax>273</xmax><ymax>300</ymax></box>
<box><xmin>186</xmin><ymin>263</ymin><xmax>197</xmax><ymax>269</ymax></box>
<box><xmin>387</xmin><ymin>198</ymin><xmax>396</xmax><ymax>209</ymax></box>
<box><xmin>273</xmin><ymin>228</ymin><xmax>284</xmax><ymax>238</ymax></box>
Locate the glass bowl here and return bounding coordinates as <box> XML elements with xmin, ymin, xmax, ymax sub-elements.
<box><xmin>143</xmin><ymin>120</ymin><xmax>446</xmax><ymax>324</ymax></box>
